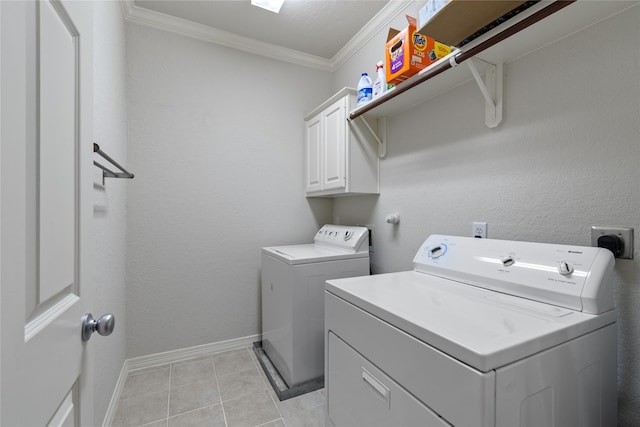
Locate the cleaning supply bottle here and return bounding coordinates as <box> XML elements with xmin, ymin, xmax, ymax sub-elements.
<box><xmin>357</xmin><ymin>73</ymin><xmax>373</xmax><ymax>107</ymax></box>
<box><xmin>372</xmin><ymin>61</ymin><xmax>386</xmax><ymax>100</ymax></box>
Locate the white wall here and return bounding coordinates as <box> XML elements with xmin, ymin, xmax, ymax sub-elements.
<box><xmin>125</xmin><ymin>24</ymin><xmax>333</xmax><ymax>358</ymax></box>
<box><xmin>92</xmin><ymin>2</ymin><xmax>128</xmax><ymax>425</ymax></box>
<box><xmin>332</xmin><ymin>4</ymin><xmax>640</xmax><ymax>425</ymax></box>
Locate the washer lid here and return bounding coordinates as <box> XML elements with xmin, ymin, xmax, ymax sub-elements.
<box><xmin>326</xmin><ymin>271</ymin><xmax>616</xmax><ymax>372</ymax></box>
<box><xmin>263</xmin><ymin>244</ymin><xmax>369</xmax><ymax>265</ymax></box>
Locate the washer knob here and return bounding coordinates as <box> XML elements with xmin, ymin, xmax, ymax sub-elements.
<box><xmin>429</xmin><ymin>245</ymin><xmax>446</xmax><ymax>259</ymax></box>
<box><xmin>558</xmin><ymin>261</ymin><xmax>574</xmax><ymax>275</ymax></box>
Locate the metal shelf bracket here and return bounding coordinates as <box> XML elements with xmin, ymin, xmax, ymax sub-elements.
<box><xmin>357</xmin><ymin>116</ymin><xmax>387</xmax><ymax>158</ymax></box>
<box><xmin>467</xmin><ymin>59</ymin><xmax>503</xmax><ymax>128</ymax></box>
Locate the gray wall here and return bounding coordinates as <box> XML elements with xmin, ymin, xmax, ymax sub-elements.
<box><xmin>332</xmin><ymin>4</ymin><xmax>640</xmax><ymax>425</ymax></box>
<box><xmin>92</xmin><ymin>2</ymin><xmax>128</xmax><ymax>425</ymax></box>
<box><xmin>125</xmin><ymin>24</ymin><xmax>333</xmax><ymax>358</ymax></box>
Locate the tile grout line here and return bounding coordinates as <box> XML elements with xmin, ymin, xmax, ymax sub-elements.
<box><xmin>165</xmin><ymin>355</ymin><xmax>222</xmax><ymax>425</ymax></box>
<box><xmin>248</xmin><ymin>347</ymin><xmax>288</xmax><ymax>427</ymax></box>
<box><xmin>117</xmin><ymin>366</ymin><xmax>173</xmax><ymax>408</ymax></box>
<box><xmin>123</xmin><ymin>347</ymin><xmax>327</xmax><ymax>427</ymax></box>
<box><xmin>254</xmin><ymin>419</ymin><xmax>286</xmax><ymax>427</ymax></box>
<box><xmin>119</xmin><ymin>367</ymin><xmax>171</xmax><ymax>427</ymax></box>
<box><xmin>138</xmin><ymin>420</ymin><xmax>167</xmax><ymax>427</ymax></box>
<box><xmin>164</xmin><ymin>404</ymin><xmax>224</xmax><ymax>423</ymax></box>
<box><xmin>211</xmin><ymin>353</ymin><xmax>229</xmax><ymax>427</ymax></box>
<box><xmin>127</xmin><ymin>364</ymin><xmax>170</xmax><ymax>378</ymax></box>
<box><xmin>166</xmin><ymin>361</ymin><xmax>172</xmax><ymax>423</ymax></box>
<box><xmin>250</xmin><ymin>346</ymin><xmax>329</xmax><ymax>426</ymax></box>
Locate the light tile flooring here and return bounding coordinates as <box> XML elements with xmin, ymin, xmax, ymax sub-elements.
<box><xmin>111</xmin><ymin>347</ymin><xmax>327</xmax><ymax>427</ymax></box>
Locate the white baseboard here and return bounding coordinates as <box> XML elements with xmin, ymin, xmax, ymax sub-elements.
<box><xmin>101</xmin><ymin>359</ymin><xmax>130</xmax><ymax>427</ymax></box>
<box><xmin>126</xmin><ymin>333</ymin><xmax>261</xmax><ymax>372</ymax></box>
<box><xmin>101</xmin><ymin>333</ymin><xmax>261</xmax><ymax>426</ymax></box>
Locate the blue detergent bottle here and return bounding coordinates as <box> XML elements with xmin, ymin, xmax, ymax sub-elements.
<box><xmin>357</xmin><ymin>73</ymin><xmax>373</xmax><ymax>107</ymax></box>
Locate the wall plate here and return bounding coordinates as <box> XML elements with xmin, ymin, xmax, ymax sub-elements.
<box><xmin>472</xmin><ymin>222</ymin><xmax>487</xmax><ymax>239</ymax></box>
<box><xmin>591</xmin><ymin>226</ymin><xmax>634</xmax><ymax>259</ymax></box>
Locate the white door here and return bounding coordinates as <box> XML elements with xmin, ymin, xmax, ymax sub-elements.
<box><xmin>1</xmin><ymin>1</ymin><xmax>95</xmax><ymax>425</ymax></box>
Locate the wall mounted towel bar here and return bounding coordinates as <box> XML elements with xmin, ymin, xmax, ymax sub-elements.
<box><xmin>93</xmin><ymin>143</ymin><xmax>134</xmax><ymax>184</ymax></box>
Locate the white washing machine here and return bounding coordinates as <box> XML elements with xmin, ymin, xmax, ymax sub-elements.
<box><xmin>261</xmin><ymin>224</ymin><xmax>370</xmax><ymax>389</ymax></box>
<box><xmin>325</xmin><ymin>235</ymin><xmax>617</xmax><ymax>427</ymax></box>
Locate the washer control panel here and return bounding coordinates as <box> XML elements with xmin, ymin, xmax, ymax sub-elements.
<box><xmin>315</xmin><ymin>225</ymin><xmax>369</xmax><ymax>253</ymax></box>
<box><xmin>413</xmin><ymin>235</ymin><xmax>615</xmax><ymax>314</ymax></box>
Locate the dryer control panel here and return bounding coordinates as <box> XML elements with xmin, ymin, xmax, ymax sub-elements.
<box><xmin>315</xmin><ymin>225</ymin><xmax>369</xmax><ymax>253</ymax></box>
<box><xmin>413</xmin><ymin>235</ymin><xmax>615</xmax><ymax>314</ymax></box>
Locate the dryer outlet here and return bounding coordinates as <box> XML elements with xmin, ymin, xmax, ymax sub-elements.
<box><xmin>591</xmin><ymin>226</ymin><xmax>634</xmax><ymax>259</ymax></box>
<box><xmin>473</xmin><ymin>222</ymin><xmax>488</xmax><ymax>239</ymax></box>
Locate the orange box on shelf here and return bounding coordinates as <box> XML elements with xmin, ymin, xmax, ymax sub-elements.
<box><xmin>385</xmin><ymin>15</ymin><xmax>452</xmax><ymax>86</ymax></box>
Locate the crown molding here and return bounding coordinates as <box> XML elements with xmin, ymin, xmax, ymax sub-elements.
<box><xmin>120</xmin><ymin>0</ymin><xmax>333</xmax><ymax>71</ymax></box>
<box><xmin>331</xmin><ymin>0</ymin><xmax>413</xmax><ymax>70</ymax></box>
<box><xmin>120</xmin><ymin>0</ymin><xmax>408</xmax><ymax>72</ymax></box>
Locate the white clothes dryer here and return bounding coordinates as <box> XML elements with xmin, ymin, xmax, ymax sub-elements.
<box><xmin>325</xmin><ymin>235</ymin><xmax>617</xmax><ymax>427</ymax></box>
<box><xmin>261</xmin><ymin>224</ymin><xmax>369</xmax><ymax>391</ymax></box>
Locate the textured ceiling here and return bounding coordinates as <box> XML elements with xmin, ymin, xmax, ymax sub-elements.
<box><xmin>133</xmin><ymin>0</ymin><xmax>391</xmax><ymax>59</ymax></box>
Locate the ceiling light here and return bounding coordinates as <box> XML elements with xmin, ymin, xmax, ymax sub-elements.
<box><xmin>251</xmin><ymin>0</ymin><xmax>285</xmax><ymax>13</ymax></box>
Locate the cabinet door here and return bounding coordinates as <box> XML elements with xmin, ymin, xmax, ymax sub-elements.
<box><xmin>322</xmin><ymin>97</ymin><xmax>347</xmax><ymax>191</ymax></box>
<box><xmin>305</xmin><ymin>113</ymin><xmax>322</xmax><ymax>193</ymax></box>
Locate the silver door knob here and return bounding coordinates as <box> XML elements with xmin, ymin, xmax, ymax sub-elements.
<box><xmin>82</xmin><ymin>313</ymin><xmax>115</xmax><ymax>341</ymax></box>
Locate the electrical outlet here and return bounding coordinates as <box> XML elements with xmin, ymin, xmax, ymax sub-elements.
<box><xmin>473</xmin><ymin>222</ymin><xmax>488</xmax><ymax>239</ymax></box>
<box><xmin>591</xmin><ymin>226</ymin><xmax>634</xmax><ymax>259</ymax></box>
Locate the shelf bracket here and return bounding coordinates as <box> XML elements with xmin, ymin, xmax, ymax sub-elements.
<box><xmin>467</xmin><ymin>59</ymin><xmax>503</xmax><ymax>128</ymax></box>
<box><xmin>356</xmin><ymin>116</ymin><xmax>387</xmax><ymax>158</ymax></box>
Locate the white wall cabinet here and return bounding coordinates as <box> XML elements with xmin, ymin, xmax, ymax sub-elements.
<box><xmin>305</xmin><ymin>88</ymin><xmax>379</xmax><ymax>197</ymax></box>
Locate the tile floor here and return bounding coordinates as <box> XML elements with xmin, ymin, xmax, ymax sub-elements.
<box><xmin>111</xmin><ymin>347</ymin><xmax>327</xmax><ymax>427</ymax></box>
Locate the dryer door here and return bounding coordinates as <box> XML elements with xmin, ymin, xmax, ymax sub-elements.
<box><xmin>327</xmin><ymin>332</ymin><xmax>451</xmax><ymax>427</ymax></box>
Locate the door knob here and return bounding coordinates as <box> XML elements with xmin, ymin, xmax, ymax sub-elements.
<box><xmin>82</xmin><ymin>313</ymin><xmax>115</xmax><ymax>341</ymax></box>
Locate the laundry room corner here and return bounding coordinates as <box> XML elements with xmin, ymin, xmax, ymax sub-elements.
<box><xmin>91</xmin><ymin>2</ymin><xmax>129</xmax><ymax>425</ymax></box>
<box><xmin>330</xmin><ymin>3</ymin><xmax>640</xmax><ymax>425</ymax></box>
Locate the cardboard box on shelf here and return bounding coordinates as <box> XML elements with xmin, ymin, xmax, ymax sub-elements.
<box><xmin>418</xmin><ymin>0</ymin><xmax>448</xmax><ymax>28</ymax></box>
<box><xmin>417</xmin><ymin>0</ymin><xmax>528</xmax><ymax>47</ymax></box>
<box><xmin>385</xmin><ymin>15</ymin><xmax>452</xmax><ymax>86</ymax></box>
